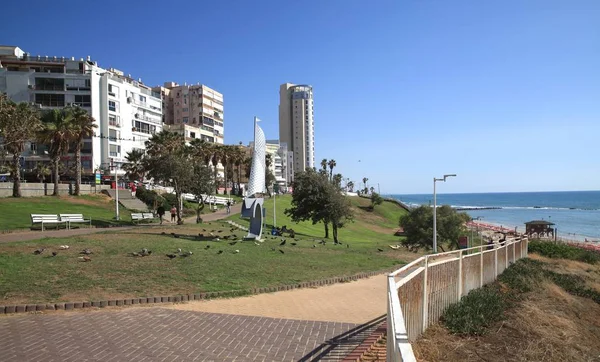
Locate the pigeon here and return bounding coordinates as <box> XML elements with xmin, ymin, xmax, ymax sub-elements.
<box><xmin>173</xmin><ymin>234</ymin><xmax>180</xmax><ymax>239</ymax></box>
<box><xmin>312</xmin><ymin>245</ymin><xmax>316</xmax><ymax>248</ymax></box>
<box><xmin>217</xmin><ymin>250</ymin><xmax>223</xmax><ymax>254</ymax></box>
<box><xmin>271</xmin><ymin>247</ymin><xmax>276</xmax><ymax>251</ymax></box>
<box><xmin>198</xmin><ymin>233</ymin><xmax>204</xmax><ymax>238</ymax></box>
<box><xmin>347</xmin><ymin>244</ymin><xmax>350</xmax><ymax>248</ymax></box>
<box><xmin>180</xmin><ymin>251</ymin><xmax>193</xmax><ymax>257</ymax></box>
<box><xmin>166</xmin><ymin>254</ymin><xmax>177</xmax><ymax>259</ymax></box>
<box><xmin>177</xmin><ymin>248</ymin><xmax>182</xmax><ymax>253</ymax></box>
<box><xmin>213</xmin><ymin>238</ymin><xmax>220</xmax><ymax>242</ymax></box>
<box><xmin>278</xmin><ymin>249</ymin><xmax>285</xmax><ymax>254</ymax></box>
<box><xmin>80</xmin><ymin>249</ymin><xmax>92</xmax><ymax>255</ymax></box>
<box><xmin>33</xmin><ymin>248</ymin><xmax>45</xmax><ymax>255</ymax></box>
<box><xmin>140</xmin><ymin>249</ymin><xmax>152</xmax><ymax>256</ymax></box>
<box><xmin>51</xmin><ymin>251</ymin><xmax>57</xmax><ymax>257</ymax></box>
<box><xmin>210</xmin><ymin>232</ymin><xmax>216</xmax><ymax>237</ymax></box>
<box><xmin>291</xmin><ymin>243</ymin><xmax>297</xmax><ymax>246</ymax></box>
<box><xmin>130</xmin><ymin>252</ymin><xmax>141</xmax><ymax>257</ymax></box>
<box><xmin>171</xmin><ymin>233</ymin><xmax>176</xmax><ymax>236</ymax></box>
<box><xmin>377</xmin><ymin>248</ymin><xmax>384</xmax><ymax>252</ymax></box>
<box><xmin>234</xmin><ymin>250</ymin><xmax>240</xmax><ymax>254</ymax></box>
<box><xmin>202</xmin><ymin>229</ymin><xmax>207</xmax><ymax>232</ymax></box>
<box><xmin>58</xmin><ymin>245</ymin><xmax>69</xmax><ymax>250</ymax></box>
<box><xmin>78</xmin><ymin>256</ymin><xmax>92</xmax><ymax>262</ymax></box>
<box><xmin>279</xmin><ymin>240</ymin><xmax>286</xmax><ymax>246</ymax></box>
<box><xmin>205</xmin><ymin>245</ymin><xmax>211</xmax><ymax>249</ymax></box>
<box><xmin>161</xmin><ymin>232</ymin><xmax>166</xmax><ymax>235</ymax></box>
<box><xmin>229</xmin><ymin>241</ymin><xmax>237</xmax><ymax>246</ymax></box>
<box><xmin>254</xmin><ymin>242</ymin><xmax>260</xmax><ymax>246</ymax></box>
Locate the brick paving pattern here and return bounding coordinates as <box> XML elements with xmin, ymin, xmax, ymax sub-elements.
<box><xmin>0</xmin><ymin>308</ymin><xmax>358</xmax><ymax>362</ymax></box>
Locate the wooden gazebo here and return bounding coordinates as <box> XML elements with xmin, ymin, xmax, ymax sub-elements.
<box><xmin>524</xmin><ymin>220</ymin><xmax>555</xmax><ymax>238</ymax></box>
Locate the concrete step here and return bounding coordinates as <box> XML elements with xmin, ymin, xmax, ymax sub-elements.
<box><xmin>118</xmin><ymin>198</ymin><xmax>149</xmax><ymax>212</ymax></box>
<box><xmin>103</xmin><ymin>189</ymin><xmax>136</xmax><ymax>200</ymax></box>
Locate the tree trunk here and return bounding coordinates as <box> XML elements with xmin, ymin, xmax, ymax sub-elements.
<box><xmin>53</xmin><ymin>157</ymin><xmax>60</xmax><ymax>196</ymax></box>
<box><xmin>223</xmin><ymin>164</ymin><xmax>228</xmax><ymax>197</ymax></box>
<box><xmin>74</xmin><ymin>140</ymin><xmax>82</xmax><ymax>196</ymax></box>
<box><xmin>324</xmin><ymin>222</ymin><xmax>329</xmax><ymax>239</ymax></box>
<box><xmin>11</xmin><ymin>153</ymin><xmax>21</xmax><ymax>198</ymax></box>
<box><xmin>214</xmin><ymin>168</ymin><xmax>219</xmax><ymax>194</ymax></box>
<box><xmin>333</xmin><ymin>224</ymin><xmax>338</xmax><ymax>243</ymax></box>
<box><xmin>237</xmin><ymin>164</ymin><xmax>242</xmax><ymax>195</ymax></box>
<box><xmin>196</xmin><ymin>196</ymin><xmax>205</xmax><ymax>224</ymax></box>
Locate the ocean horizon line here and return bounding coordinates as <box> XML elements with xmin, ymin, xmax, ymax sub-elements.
<box><xmin>385</xmin><ymin>190</ymin><xmax>600</xmax><ymax>196</ymax></box>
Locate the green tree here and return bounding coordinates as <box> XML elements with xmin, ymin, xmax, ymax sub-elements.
<box><xmin>371</xmin><ymin>192</ymin><xmax>383</xmax><ymax>209</ymax></box>
<box><xmin>35</xmin><ymin>162</ymin><xmax>51</xmax><ymax>183</ymax></box>
<box><xmin>188</xmin><ymin>159</ymin><xmax>215</xmax><ymax>223</ymax></box>
<box><xmin>324</xmin><ymin>182</ymin><xmax>354</xmax><ymax>243</ymax></box>
<box><xmin>122</xmin><ymin>149</ymin><xmax>145</xmax><ymax>182</ymax></box>
<box><xmin>347</xmin><ymin>180</ymin><xmax>354</xmax><ymax>192</ymax></box>
<box><xmin>265</xmin><ymin>153</ymin><xmax>275</xmax><ymax>197</ymax></box>
<box><xmin>66</xmin><ymin>105</ymin><xmax>97</xmax><ymax>195</ymax></box>
<box><xmin>320</xmin><ymin>158</ymin><xmax>328</xmax><ymax>172</ymax></box>
<box><xmin>0</xmin><ymin>98</ymin><xmax>42</xmax><ymax>197</ymax></box>
<box><xmin>399</xmin><ymin>205</ymin><xmax>471</xmax><ymax>252</ymax></box>
<box><xmin>38</xmin><ymin>109</ymin><xmax>72</xmax><ymax>196</ymax></box>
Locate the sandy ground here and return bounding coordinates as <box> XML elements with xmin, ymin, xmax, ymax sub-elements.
<box><xmin>166</xmin><ymin>274</ymin><xmax>388</xmax><ymax>324</ymax></box>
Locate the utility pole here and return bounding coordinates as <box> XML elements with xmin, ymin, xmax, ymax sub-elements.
<box><xmin>112</xmin><ymin>159</ymin><xmax>119</xmax><ymax>221</ymax></box>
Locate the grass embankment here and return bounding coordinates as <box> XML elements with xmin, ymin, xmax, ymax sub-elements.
<box><xmin>0</xmin><ymin>194</ymin><xmax>132</xmax><ymax>230</ymax></box>
<box><xmin>0</xmin><ymin>195</ymin><xmax>416</xmax><ymax>305</ymax></box>
<box><xmin>231</xmin><ymin>195</ymin><xmax>407</xmax><ymax>244</ymax></box>
<box><xmin>413</xmin><ymin>242</ymin><xmax>600</xmax><ymax>361</ymax></box>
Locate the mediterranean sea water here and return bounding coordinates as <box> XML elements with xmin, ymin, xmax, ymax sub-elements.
<box><xmin>389</xmin><ymin>191</ymin><xmax>600</xmax><ymax>241</ymax></box>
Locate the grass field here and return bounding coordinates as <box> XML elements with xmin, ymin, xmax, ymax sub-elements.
<box><xmin>0</xmin><ymin>194</ymin><xmax>132</xmax><ymax>230</ymax></box>
<box><xmin>0</xmin><ymin>195</ymin><xmax>417</xmax><ymax>305</ymax></box>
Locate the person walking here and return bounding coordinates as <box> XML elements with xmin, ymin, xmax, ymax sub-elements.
<box><xmin>157</xmin><ymin>205</ymin><xmax>165</xmax><ymax>225</ymax></box>
<box><xmin>131</xmin><ymin>183</ymin><xmax>137</xmax><ymax>198</ymax></box>
<box><xmin>170</xmin><ymin>205</ymin><xmax>177</xmax><ymax>223</ymax></box>
<box><xmin>226</xmin><ymin>200</ymin><xmax>231</xmax><ymax>214</ymax></box>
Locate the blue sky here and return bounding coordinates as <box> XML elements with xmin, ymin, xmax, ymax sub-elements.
<box><xmin>2</xmin><ymin>0</ymin><xmax>599</xmax><ymax>194</ymax></box>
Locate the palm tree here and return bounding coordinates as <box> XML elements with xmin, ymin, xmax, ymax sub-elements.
<box><xmin>35</xmin><ymin>162</ymin><xmax>51</xmax><ymax>183</ymax></box>
<box><xmin>347</xmin><ymin>181</ymin><xmax>354</xmax><ymax>192</ymax></box>
<box><xmin>327</xmin><ymin>159</ymin><xmax>336</xmax><ymax>181</ymax></box>
<box><xmin>0</xmin><ymin>100</ymin><xmax>42</xmax><ymax>197</ymax></box>
<box><xmin>211</xmin><ymin>144</ymin><xmax>223</xmax><ymax>194</ymax></box>
<box><xmin>66</xmin><ymin>105</ymin><xmax>97</xmax><ymax>196</ymax></box>
<box><xmin>38</xmin><ymin>109</ymin><xmax>72</xmax><ymax>196</ymax></box>
<box><xmin>320</xmin><ymin>158</ymin><xmax>328</xmax><ymax>172</ymax></box>
<box><xmin>123</xmin><ymin>149</ymin><xmax>145</xmax><ymax>182</ymax></box>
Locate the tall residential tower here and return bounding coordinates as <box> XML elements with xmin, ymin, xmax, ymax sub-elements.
<box><xmin>278</xmin><ymin>83</ymin><xmax>314</xmax><ymax>181</ymax></box>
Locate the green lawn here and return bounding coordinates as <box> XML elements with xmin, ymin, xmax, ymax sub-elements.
<box><xmin>0</xmin><ymin>195</ymin><xmax>418</xmax><ymax>305</ymax></box>
<box><xmin>0</xmin><ymin>194</ymin><xmax>132</xmax><ymax>230</ymax></box>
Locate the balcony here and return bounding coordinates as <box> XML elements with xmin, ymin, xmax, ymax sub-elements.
<box><xmin>109</xmin><ymin>152</ymin><xmax>118</xmax><ymax>157</ymax></box>
<box><xmin>109</xmin><ymin>120</ymin><xmax>121</xmax><ymax>127</ymax></box>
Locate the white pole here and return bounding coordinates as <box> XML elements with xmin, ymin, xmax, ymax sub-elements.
<box><xmin>273</xmin><ymin>185</ymin><xmax>276</xmax><ymax>228</ymax></box>
<box><xmin>433</xmin><ymin>177</ymin><xmax>437</xmax><ymax>253</ymax></box>
<box><xmin>114</xmin><ymin>159</ymin><xmax>119</xmax><ymax>221</ymax></box>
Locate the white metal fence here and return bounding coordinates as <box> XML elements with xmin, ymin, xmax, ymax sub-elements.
<box><xmin>386</xmin><ymin>237</ymin><xmax>529</xmax><ymax>362</ymax></box>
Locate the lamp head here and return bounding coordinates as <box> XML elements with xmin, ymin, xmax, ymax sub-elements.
<box><xmin>443</xmin><ymin>174</ymin><xmax>457</xmax><ymax>180</ymax></box>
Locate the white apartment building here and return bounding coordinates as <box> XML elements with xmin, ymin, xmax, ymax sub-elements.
<box><xmin>279</xmin><ymin>83</ymin><xmax>314</xmax><ymax>181</ymax></box>
<box><xmin>250</xmin><ymin>139</ymin><xmax>289</xmax><ymax>188</ymax></box>
<box><xmin>0</xmin><ymin>45</ymin><xmax>162</xmax><ymax>180</ymax></box>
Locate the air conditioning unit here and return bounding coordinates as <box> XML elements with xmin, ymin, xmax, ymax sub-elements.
<box><xmin>28</xmin><ymin>85</ymin><xmax>35</xmax><ymax>89</ymax></box>
<box><xmin>134</xmin><ymin>113</ymin><xmax>139</xmax><ymax>119</ymax></box>
<box><xmin>127</xmin><ymin>97</ymin><xmax>132</xmax><ymax>103</ymax></box>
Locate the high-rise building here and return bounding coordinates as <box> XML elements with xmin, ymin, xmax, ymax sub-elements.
<box><xmin>278</xmin><ymin>83</ymin><xmax>314</xmax><ymax>181</ymax></box>
<box><xmin>155</xmin><ymin>82</ymin><xmax>224</xmax><ymax>144</ymax></box>
<box><xmin>0</xmin><ymin>45</ymin><xmax>162</xmax><ymax>180</ymax></box>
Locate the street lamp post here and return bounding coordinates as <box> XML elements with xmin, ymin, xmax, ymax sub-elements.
<box><xmin>433</xmin><ymin>174</ymin><xmax>456</xmax><ymax>253</ymax></box>
<box><xmin>111</xmin><ymin>158</ymin><xmax>119</xmax><ymax>221</ymax></box>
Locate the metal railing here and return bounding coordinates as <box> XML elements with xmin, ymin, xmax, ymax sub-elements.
<box><xmin>386</xmin><ymin>237</ymin><xmax>529</xmax><ymax>361</ymax></box>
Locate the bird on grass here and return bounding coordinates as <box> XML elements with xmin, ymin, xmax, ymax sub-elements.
<box><xmin>177</xmin><ymin>248</ymin><xmax>182</xmax><ymax>253</ymax></box>
<box><xmin>205</xmin><ymin>245</ymin><xmax>211</xmax><ymax>250</ymax></box>
<box><xmin>210</xmin><ymin>232</ymin><xmax>216</xmax><ymax>237</ymax></box>
<box><xmin>271</xmin><ymin>247</ymin><xmax>276</xmax><ymax>252</ymax></box>
<box><xmin>279</xmin><ymin>240</ymin><xmax>286</xmax><ymax>246</ymax></box>
<box><xmin>58</xmin><ymin>245</ymin><xmax>69</xmax><ymax>250</ymax></box>
<box><xmin>166</xmin><ymin>254</ymin><xmax>177</xmax><ymax>259</ymax></box>
<box><xmin>198</xmin><ymin>233</ymin><xmax>204</xmax><ymax>238</ymax></box>
<box><xmin>312</xmin><ymin>245</ymin><xmax>316</xmax><ymax>248</ymax></box>
<box><xmin>217</xmin><ymin>250</ymin><xmax>223</xmax><ymax>254</ymax></box>
<box><xmin>377</xmin><ymin>248</ymin><xmax>384</xmax><ymax>252</ymax></box>
<box><xmin>180</xmin><ymin>251</ymin><xmax>193</xmax><ymax>257</ymax></box>
<box><xmin>140</xmin><ymin>249</ymin><xmax>152</xmax><ymax>256</ymax></box>
<box><xmin>347</xmin><ymin>244</ymin><xmax>350</xmax><ymax>249</ymax></box>
<box><xmin>173</xmin><ymin>234</ymin><xmax>180</xmax><ymax>239</ymax></box>
<box><xmin>130</xmin><ymin>252</ymin><xmax>141</xmax><ymax>257</ymax></box>
<box><xmin>213</xmin><ymin>237</ymin><xmax>221</xmax><ymax>242</ymax></box>
<box><xmin>279</xmin><ymin>249</ymin><xmax>285</xmax><ymax>254</ymax></box>
<box><xmin>202</xmin><ymin>229</ymin><xmax>207</xmax><ymax>232</ymax></box>
<box><xmin>254</xmin><ymin>242</ymin><xmax>260</xmax><ymax>246</ymax></box>
<box><xmin>51</xmin><ymin>252</ymin><xmax>57</xmax><ymax>257</ymax></box>
<box><xmin>33</xmin><ymin>248</ymin><xmax>45</xmax><ymax>255</ymax></box>
<box><xmin>233</xmin><ymin>250</ymin><xmax>240</xmax><ymax>254</ymax></box>
<box><xmin>78</xmin><ymin>256</ymin><xmax>92</xmax><ymax>262</ymax></box>
<box><xmin>291</xmin><ymin>243</ymin><xmax>297</xmax><ymax>246</ymax></box>
<box><xmin>80</xmin><ymin>249</ymin><xmax>92</xmax><ymax>255</ymax></box>
<box><xmin>229</xmin><ymin>241</ymin><xmax>237</xmax><ymax>246</ymax></box>
<box><xmin>161</xmin><ymin>232</ymin><xmax>166</xmax><ymax>235</ymax></box>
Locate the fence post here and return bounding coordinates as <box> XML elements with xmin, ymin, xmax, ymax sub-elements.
<box><xmin>422</xmin><ymin>256</ymin><xmax>429</xmax><ymax>333</ymax></box>
<box><xmin>505</xmin><ymin>242</ymin><xmax>509</xmax><ymax>270</ymax></box>
<box><xmin>457</xmin><ymin>250</ymin><xmax>463</xmax><ymax>301</ymax></box>
<box><xmin>479</xmin><ymin>246</ymin><xmax>484</xmax><ymax>287</ymax></box>
<box><xmin>513</xmin><ymin>240</ymin><xmax>516</xmax><ymax>263</ymax></box>
<box><xmin>494</xmin><ymin>245</ymin><xmax>498</xmax><ymax>278</ymax></box>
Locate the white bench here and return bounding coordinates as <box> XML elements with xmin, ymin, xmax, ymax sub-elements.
<box><xmin>31</xmin><ymin>214</ymin><xmax>66</xmax><ymax>231</ymax></box>
<box><xmin>131</xmin><ymin>212</ymin><xmax>156</xmax><ymax>224</ymax></box>
<box><xmin>60</xmin><ymin>214</ymin><xmax>92</xmax><ymax>229</ymax></box>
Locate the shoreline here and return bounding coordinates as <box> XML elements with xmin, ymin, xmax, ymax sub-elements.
<box><xmin>469</xmin><ymin>220</ymin><xmax>600</xmax><ymax>244</ymax></box>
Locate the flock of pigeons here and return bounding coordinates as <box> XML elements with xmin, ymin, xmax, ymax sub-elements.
<box><xmin>32</xmin><ymin>246</ymin><xmax>93</xmax><ymax>261</ymax></box>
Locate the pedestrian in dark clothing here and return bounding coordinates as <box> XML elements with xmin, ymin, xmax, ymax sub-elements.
<box><xmin>157</xmin><ymin>206</ymin><xmax>165</xmax><ymax>225</ymax></box>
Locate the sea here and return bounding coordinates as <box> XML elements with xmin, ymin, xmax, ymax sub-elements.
<box><xmin>389</xmin><ymin>191</ymin><xmax>600</xmax><ymax>241</ymax></box>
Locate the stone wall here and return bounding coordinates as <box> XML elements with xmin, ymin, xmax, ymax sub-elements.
<box><xmin>0</xmin><ymin>183</ymin><xmax>111</xmax><ymax>198</ymax></box>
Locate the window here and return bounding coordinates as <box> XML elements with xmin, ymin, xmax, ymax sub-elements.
<box><xmin>74</xmin><ymin>95</ymin><xmax>91</xmax><ymax>107</ymax></box>
<box><xmin>133</xmin><ymin>121</ymin><xmax>156</xmax><ymax>135</ymax></box>
<box><xmin>35</xmin><ymin>94</ymin><xmax>65</xmax><ymax>107</ymax></box>
<box><xmin>108</xmin><ymin>84</ymin><xmax>119</xmax><ymax>97</ymax></box>
<box><xmin>190</xmin><ymin>132</ymin><xmax>196</xmax><ymax>138</ymax></box>
<box><xmin>30</xmin><ymin>143</ymin><xmax>37</xmax><ymax>152</ymax></box>
<box><xmin>108</xmin><ymin>129</ymin><xmax>119</xmax><ymax>142</ymax></box>
<box><xmin>109</xmin><ymin>115</ymin><xmax>120</xmax><ymax>127</ymax></box>
<box><xmin>108</xmin><ymin>101</ymin><xmax>118</xmax><ymax>112</ymax></box>
<box><xmin>183</xmin><ymin>108</ymin><xmax>188</xmax><ymax>112</ymax></box>
<box><xmin>35</xmin><ymin>78</ymin><xmax>64</xmax><ymax>91</ymax></box>
<box><xmin>183</xmin><ymin>117</ymin><xmax>189</xmax><ymax>124</ymax></box>
<box><xmin>109</xmin><ymin>144</ymin><xmax>119</xmax><ymax>157</ymax></box>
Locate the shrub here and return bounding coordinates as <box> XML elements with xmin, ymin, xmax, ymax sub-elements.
<box><xmin>529</xmin><ymin>240</ymin><xmax>600</xmax><ymax>264</ymax></box>
<box><xmin>442</xmin><ymin>286</ymin><xmax>505</xmax><ymax>336</ymax></box>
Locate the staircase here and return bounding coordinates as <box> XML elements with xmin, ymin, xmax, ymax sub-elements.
<box><xmin>102</xmin><ymin>189</ymin><xmax>149</xmax><ymax>212</ymax></box>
